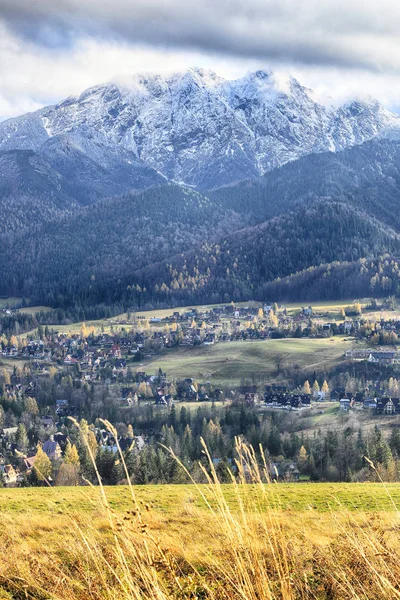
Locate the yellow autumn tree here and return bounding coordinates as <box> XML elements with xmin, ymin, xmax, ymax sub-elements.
<box><xmin>312</xmin><ymin>380</ymin><xmax>320</xmax><ymax>394</ymax></box>
<box><xmin>9</xmin><ymin>335</ymin><xmax>18</xmax><ymax>348</ymax></box>
<box><xmin>1</xmin><ymin>368</ymin><xmax>10</xmax><ymax>386</ymax></box>
<box><xmin>34</xmin><ymin>446</ymin><xmax>52</xmax><ymax>482</ymax></box>
<box><xmin>80</xmin><ymin>323</ymin><xmax>88</xmax><ymax>339</ymax></box>
<box><xmin>64</xmin><ymin>442</ymin><xmax>80</xmax><ymax>468</ymax></box>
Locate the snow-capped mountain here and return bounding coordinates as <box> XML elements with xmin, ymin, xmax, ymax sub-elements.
<box><xmin>0</xmin><ymin>68</ymin><xmax>399</xmax><ymax>189</ymax></box>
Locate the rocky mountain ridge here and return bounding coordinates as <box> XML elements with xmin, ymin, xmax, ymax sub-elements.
<box><xmin>0</xmin><ymin>68</ymin><xmax>399</xmax><ymax>190</ymax></box>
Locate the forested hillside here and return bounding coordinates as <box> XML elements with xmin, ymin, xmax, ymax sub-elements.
<box><xmin>0</xmin><ymin>150</ymin><xmax>77</xmax><ymax>231</ymax></box>
<box><xmin>0</xmin><ymin>185</ymin><xmax>242</xmax><ymax>306</ymax></box>
<box><xmin>131</xmin><ymin>201</ymin><xmax>400</xmax><ymax>306</ymax></box>
<box><xmin>262</xmin><ymin>257</ymin><xmax>400</xmax><ymax>301</ymax></box>
<box><xmin>3</xmin><ymin>137</ymin><xmax>400</xmax><ymax>310</ymax></box>
<box><xmin>212</xmin><ymin>138</ymin><xmax>400</xmax><ymax>228</ymax></box>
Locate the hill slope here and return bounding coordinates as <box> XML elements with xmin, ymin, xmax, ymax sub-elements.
<box><xmin>0</xmin><ymin>184</ymin><xmax>241</xmax><ymax>304</ymax></box>
<box><xmin>3</xmin><ymin>137</ymin><xmax>400</xmax><ymax>308</ymax></box>
<box><xmin>212</xmin><ymin>138</ymin><xmax>400</xmax><ymax>229</ymax></box>
<box><xmin>133</xmin><ymin>200</ymin><xmax>400</xmax><ymax>305</ymax></box>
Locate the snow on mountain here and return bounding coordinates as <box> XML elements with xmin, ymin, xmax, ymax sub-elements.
<box><xmin>0</xmin><ymin>67</ymin><xmax>399</xmax><ymax>189</ymax></box>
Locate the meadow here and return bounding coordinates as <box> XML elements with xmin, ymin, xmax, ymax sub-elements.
<box><xmin>0</xmin><ymin>297</ymin><xmax>23</xmax><ymax>309</ymax></box>
<box><xmin>1</xmin><ymin>480</ymin><xmax>400</xmax><ymax>599</ymax></box>
<box><xmin>144</xmin><ymin>336</ymin><xmax>355</xmax><ymax>387</ymax></box>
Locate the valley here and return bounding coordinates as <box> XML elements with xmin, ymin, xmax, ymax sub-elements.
<box><xmin>3</xmin><ymin>0</ymin><xmax>400</xmax><ymax>596</ymax></box>
<box><xmin>2</xmin><ymin>64</ymin><xmax>400</xmax><ymax>600</ymax></box>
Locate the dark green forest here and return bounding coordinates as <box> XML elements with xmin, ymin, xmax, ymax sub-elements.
<box><xmin>3</xmin><ymin>137</ymin><xmax>400</xmax><ymax>311</ymax></box>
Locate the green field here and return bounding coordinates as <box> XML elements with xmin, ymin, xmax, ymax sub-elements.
<box><xmin>19</xmin><ymin>305</ymin><xmax>52</xmax><ymax>315</ymax></box>
<box><xmin>1</xmin><ymin>482</ymin><xmax>400</xmax><ymax>514</ymax></box>
<box><xmin>0</xmin><ymin>296</ymin><xmax>23</xmax><ymax>309</ymax></box>
<box><xmin>143</xmin><ymin>336</ymin><xmax>356</xmax><ymax>386</ymax></box>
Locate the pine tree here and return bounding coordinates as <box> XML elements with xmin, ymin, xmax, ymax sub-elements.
<box><xmin>303</xmin><ymin>381</ymin><xmax>311</xmax><ymax>394</ymax></box>
<box><xmin>16</xmin><ymin>423</ymin><xmax>29</xmax><ymax>453</ymax></box>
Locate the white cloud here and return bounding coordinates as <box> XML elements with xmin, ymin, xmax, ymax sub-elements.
<box><xmin>3</xmin><ymin>0</ymin><xmax>400</xmax><ymax>71</ymax></box>
<box><xmin>2</xmin><ymin>1</ymin><xmax>400</xmax><ymax>119</ymax></box>
<box><xmin>0</xmin><ymin>24</ymin><xmax>259</xmax><ymax>119</ymax></box>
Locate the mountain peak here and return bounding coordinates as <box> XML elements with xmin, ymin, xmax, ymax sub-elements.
<box><xmin>0</xmin><ymin>68</ymin><xmax>399</xmax><ymax>189</ymax></box>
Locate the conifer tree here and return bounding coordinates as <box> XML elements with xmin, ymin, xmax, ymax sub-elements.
<box><xmin>16</xmin><ymin>423</ymin><xmax>29</xmax><ymax>453</ymax></box>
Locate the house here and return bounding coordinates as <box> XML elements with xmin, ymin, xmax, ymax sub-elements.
<box><xmin>339</xmin><ymin>394</ymin><xmax>354</xmax><ymax>411</ymax></box>
<box><xmin>376</xmin><ymin>397</ymin><xmax>400</xmax><ymax>415</ymax></box>
<box><xmin>111</xmin><ymin>344</ymin><xmax>121</xmax><ymax>358</ymax></box>
<box><xmin>270</xmin><ymin>461</ymin><xmax>300</xmax><ymax>481</ymax></box>
<box><xmin>42</xmin><ymin>437</ymin><xmax>62</xmax><ymax>460</ymax></box>
<box><xmin>41</xmin><ymin>416</ymin><xmax>55</xmax><ymax>429</ymax></box>
<box><xmin>24</xmin><ymin>455</ymin><xmax>37</xmax><ymax>471</ymax></box>
<box><xmin>1</xmin><ymin>426</ymin><xmax>18</xmax><ymax>439</ymax></box>
<box><xmin>2</xmin><ymin>464</ymin><xmax>18</xmax><ymax>486</ymax></box>
<box><xmin>56</xmin><ymin>399</ymin><xmax>69</xmax><ymax>416</ymax></box>
<box><xmin>363</xmin><ymin>398</ymin><xmax>377</xmax><ymax>410</ymax></box>
<box><xmin>369</xmin><ymin>351</ymin><xmax>397</xmax><ymax>365</ymax></box>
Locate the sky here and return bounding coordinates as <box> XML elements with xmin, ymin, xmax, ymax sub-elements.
<box><xmin>2</xmin><ymin>0</ymin><xmax>400</xmax><ymax>120</ymax></box>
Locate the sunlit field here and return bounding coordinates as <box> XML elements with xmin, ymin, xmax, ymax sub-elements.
<box><xmin>144</xmin><ymin>336</ymin><xmax>356</xmax><ymax>386</ymax></box>
<box><xmin>1</xmin><ymin>480</ymin><xmax>400</xmax><ymax>599</ymax></box>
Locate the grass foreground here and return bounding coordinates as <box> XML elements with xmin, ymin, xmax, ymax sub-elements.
<box><xmin>1</xmin><ymin>479</ymin><xmax>400</xmax><ymax>599</ymax></box>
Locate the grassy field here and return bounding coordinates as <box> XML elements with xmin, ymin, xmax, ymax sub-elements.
<box><xmin>143</xmin><ymin>336</ymin><xmax>356</xmax><ymax>386</ymax></box>
<box><xmin>1</xmin><ymin>482</ymin><xmax>400</xmax><ymax>513</ymax></box>
<box><xmin>19</xmin><ymin>305</ymin><xmax>52</xmax><ymax>315</ymax></box>
<box><xmin>0</xmin><ymin>296</ymin><xmax>23</xmax><ymax>309</ymax></box>
<box><xmin>1</xmin><ymin>482</ymin><xmax>400</xmax><ymax>599</ymax></box>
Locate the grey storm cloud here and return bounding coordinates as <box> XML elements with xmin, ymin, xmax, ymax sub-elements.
<box><xmin>2</xmin><ymin>0</ymin><xmax>400</xmax><ymax>72</ymax></box>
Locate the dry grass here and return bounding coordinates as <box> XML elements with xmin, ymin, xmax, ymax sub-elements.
<box><xmin>1</xmin><ymin>430</ymin><xmax>400</xmax><ymax>599</ymax></box>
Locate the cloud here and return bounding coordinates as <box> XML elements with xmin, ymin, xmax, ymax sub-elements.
<box><xmin>2</xmin><ymin>0</ymin><xmax>400</xmax><ymax>72</ymax></box>
<box><xmin>2</xmin><ymin>1</ymin><xmax>400</xmax><ymax>120</ymax></box>
<box><xmin>0</xmin><ymin>23</ymin><xmax>256</xmax><ymax>119</ymax></box>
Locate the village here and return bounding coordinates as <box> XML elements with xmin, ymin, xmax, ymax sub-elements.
<box><xmin>2</xmin><ymin>300</ymin><xmax>400</xmax><ymax>364</ymax></box>
<box><xmin>2</xmin><ymin>300</ymin><xmax>400</xmax><ymax>486</ymax></box>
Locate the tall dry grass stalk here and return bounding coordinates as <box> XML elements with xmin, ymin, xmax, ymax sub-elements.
<box><xmin>0</xmin><ymin>424</ymin><xmax>400</xmax><ymax>599</ymax></box>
